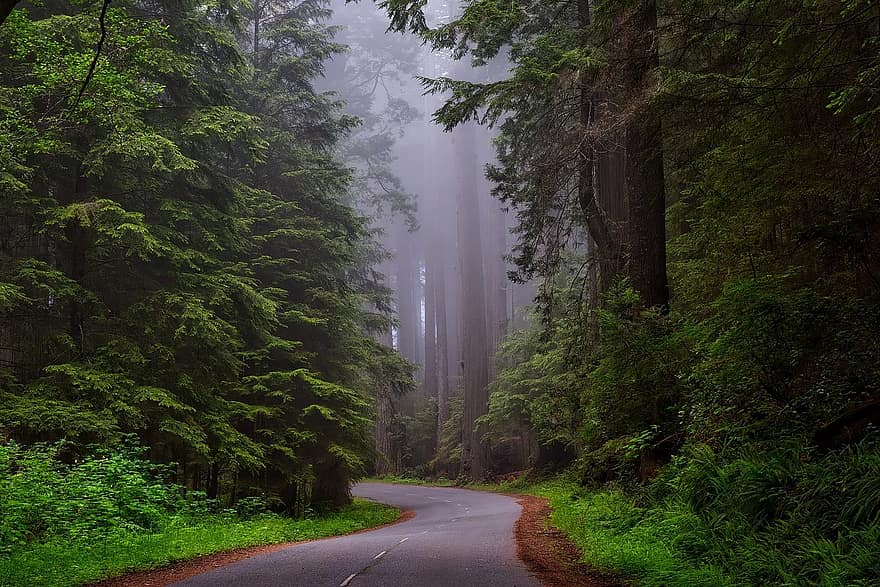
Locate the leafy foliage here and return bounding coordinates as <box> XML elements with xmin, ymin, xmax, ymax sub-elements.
<box><xmin>0</xmin><ymin>440</ymin><xmax>182</xmax><ymax>551</ymax></box>
<box><xmin>0</xmin><ymin>0</ymin><xmax>410</xmax><ymax>514</ymax></box>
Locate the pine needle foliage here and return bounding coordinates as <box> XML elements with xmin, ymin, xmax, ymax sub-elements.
<box><xmin>0</xmin><ymin>0</ymin><xmax>409</xmax><ymax>513</ymax></box>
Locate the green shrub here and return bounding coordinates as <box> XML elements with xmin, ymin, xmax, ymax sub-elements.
<box><xmin>0</xmin><ymin>440</ymin><xmax>182</xmax><ymax>551</ymax></box>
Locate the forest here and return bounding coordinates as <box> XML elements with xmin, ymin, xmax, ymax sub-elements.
<box><xmin>2</xmin><ymin>0</ymin><xmax>880</xmax><ymax>586</ymax></box>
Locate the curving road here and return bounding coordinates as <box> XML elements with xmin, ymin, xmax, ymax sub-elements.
<box><xmin>172</xmin><ymin>482</ymin><xmax>541</xmax><ymax>587</ymax></box>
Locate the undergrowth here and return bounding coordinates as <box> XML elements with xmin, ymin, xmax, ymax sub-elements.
<box><xmin>526</xmin><ymin>439</ymin><xmax>880</xmax><ymax>587</ymax></box>
<box><xmin>0</xmin><ymin>442</ymin><xmax>399</xmax><ymax>586</ymax></box>
<box><xmin>0</xmin><ymin>499</ymin><xmax>398</xmax><ymax>587</ymax></box>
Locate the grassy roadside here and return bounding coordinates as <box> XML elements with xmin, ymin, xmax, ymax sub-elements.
<box><xmin>522</xmin><ymin>479</ymin><xmax>734</xmax><ymax>587</ymax></box>
<box><xmin>0</xmin><ymin>499</ymin><xmax>399</xmax><ymax>587</ymax></box>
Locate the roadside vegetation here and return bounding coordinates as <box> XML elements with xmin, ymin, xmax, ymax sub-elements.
<box><xmin>524</xmin><ymin>444</ymin><xmax>880</xmax><ymax>587</ymax></box>
<box><xmin>0</xmin><ymin>441</ymin><xmax>398</xmax><ymax>587</ymax></box>
<box><xmin>380</xmin><ymin>442</ymin><xmax>880</xmax><ymax>587</ymax></box>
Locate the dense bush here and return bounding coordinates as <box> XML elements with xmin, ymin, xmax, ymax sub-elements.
<box><xmin>0</xmin><ymin>441</ymin><xmax>184</xmax><ymax>551</ymax></box>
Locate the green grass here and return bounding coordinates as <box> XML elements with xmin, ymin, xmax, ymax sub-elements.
<box><xmin>0</xmin><ymin>499</ymin><xmax>398</xmax><ymax>587</ymax></box>
<box><xmin>487</xmin><ymin>444</ymin><xmax>880</xmax><ymax>587</ymax></box>
<box><xmin>524</xmin><ymin>479</ymin><xmax>736</xmax><ymax>587</ymax></box>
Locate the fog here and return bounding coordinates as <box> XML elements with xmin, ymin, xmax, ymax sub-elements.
<box><xmin>322</xmin><ymin>0</ymin><xmax>536</xmax><ymax>476</ymax></box>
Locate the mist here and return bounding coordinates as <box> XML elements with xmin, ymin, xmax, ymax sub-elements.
<box><xmin>321</xmin><ymin>0</ymin><xmax>536</xmax><ymax>478</ymax></box>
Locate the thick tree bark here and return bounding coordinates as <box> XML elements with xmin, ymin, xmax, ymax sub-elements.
<box><xmin>374</xmin><ymin>389</ymin><xmax>397</xmax><ymax>474</ymax></box>
<box><xmin>206</xmin><ymin>462</ymin><xmax>220</xmax><ymax>499</ymax></box>
<box><xmin>579</xmin><ymin>0</ymin><xmax>668</xmax><ymax>308</ymax></box>
<box><xmin>622</xmin><ymin>1</ymin><xmax>669</xmax><ymax>309</ymax></box>
<box><xmin>577</xmin><ymin>0</ymin><xmax>623</xmax><ymax>290</ymax></box>
<box><xmin>486</xmin><ymin>202</ymin><xmax>508</xmax><ymax>377</ymax></box>
<box><xmin>253</xmin><ymin>1</ymin><xmax>262</xmax><ymax>67</ymax></box>
<box><xmin>62</xmin><ymin>168</ymin><xmax>89</xmax><ymax>354</ymax></box>
<box><xmin>374</xmin><ymin>314</ymin><xmax>398</xmax><ymax>474</ymax></box>
<box><xmin>434</xmin><ymin>255</ymin><xmax>450</xmax><ymax>433</ymax></box>
<box><xmin>445</xmin><ymin>244</ymin><xmax>463</xmax><ymax>393</ymax></box>
<box><xmin>482</xmin><ymin>126</ymin><xmax>508</xmax><ymax>376</ymax></box>
<box><xmin>416</xmin><ymin>256</ymin><xmax>425</xmax><ymax>368</ymax></box>
<box><xmin>422</xmin><ymin>88</ymin><xmax>450</xmax><ymax>441</ymax></box>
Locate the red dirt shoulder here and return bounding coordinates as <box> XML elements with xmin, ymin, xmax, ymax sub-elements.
<box><xmin>513</xmin><ymin>493</ymin><xmax>624</xmax><ymax>587</ymax></box>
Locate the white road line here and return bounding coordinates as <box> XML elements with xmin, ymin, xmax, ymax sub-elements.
<box><xmin>340</xmin><ymin>573</ymin><xmax>357</xmax><ymax>587</ymax></box>
<box><xmin>373</xmin><ymin>550</ymin><xmax>387</xmax><ymax>559</ymax></box>
<box><xmin>399</xmin><ymin>537</ymin><xmax>409</xmax><ymax>543</ymax></box>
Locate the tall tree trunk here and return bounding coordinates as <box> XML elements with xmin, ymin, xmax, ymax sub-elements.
<box><xmin>395</xmin><ymin>226</ymin><xmax>419</xmax><ymax>363</ymax></box>
<box><xmin>374</xmin><ymin>389</ymin><xmax>396</xmax><ymax>474</ymax></box>
<box><xmin>490</xmin><ymin>202</ymin><xmax>508</xmax><ymax>345</ymax></box>
<box><xmin>480</xmin><ymin>128</ymin><xmax>509</xmax><ymax>378</ymax></box>
<box><xmin>374</xmin><ymin>304</ymin><xmax>398</xmax><ymax>474</ymax></box>
<box><xmin>422</xmin><ymin>85</ymin><xmax>450</xmax><ymax>441</ymax></box>
<box><xmin>416</xmin><ymin>257</ymin><xmax>425</xmax><ymax>369</ymax></box>
<box><xmin>578</xmin><ymin>0</ymin><xmax>666</xmax><ymax>307</ymax></box>
<box><xmin>577</xmin><ymin>0</ymin><xmax>621</xmax><ymax>291</ymax></box>
<box><xmin>445</xmin><ymin>240</ymin><xmax>463</xmax><ymax>394</ymax></box>
<box><xmin>455</xmin><ymin>121</ymin><xmax>491</xmax><ymax>479</ymax></box>
<box><xmin>64</xmin><ymin>167</ymin><xmax>89</xmax><ymax>355</ymax></box>
<box><xmin>622</xmin><ymin>0</ymin><xmax>668</xmax><ymax>308</ymax></box>
<box><xmin>206</xmin><ymin>462</ymin><xmax>220</xmax><ymax>500</ymax></box>
<box><xmin>253</xmin><ymin>2</ymin><xmax>262</xmax><ymax>67</ymax></box>
<box><xmin>423</xmin><ymin>256</ymin><xmax>438</xmax><ymax>399</ymax></box>
<box><xmin>434</xmin><ymin>255</ymin><xmax>450</xmax><ymax>435</ymax></box>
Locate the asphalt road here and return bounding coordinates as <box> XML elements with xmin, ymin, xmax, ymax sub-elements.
<box><xmin>173</xmin><ymin>482</ymin><xmax>542</xmax><ymax>587</ymax></box>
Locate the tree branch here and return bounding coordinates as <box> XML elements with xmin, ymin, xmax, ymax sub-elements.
<box><xmin>68</xmin><ymin>0</ymin><xmax>112</xmax><ymax>114</ymax></box>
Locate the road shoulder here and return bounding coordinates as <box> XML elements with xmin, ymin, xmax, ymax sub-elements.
<box><xmin>514</xmin><ymin>493</ymin><xmax>624</xmax><ymax>587</ymax></box>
